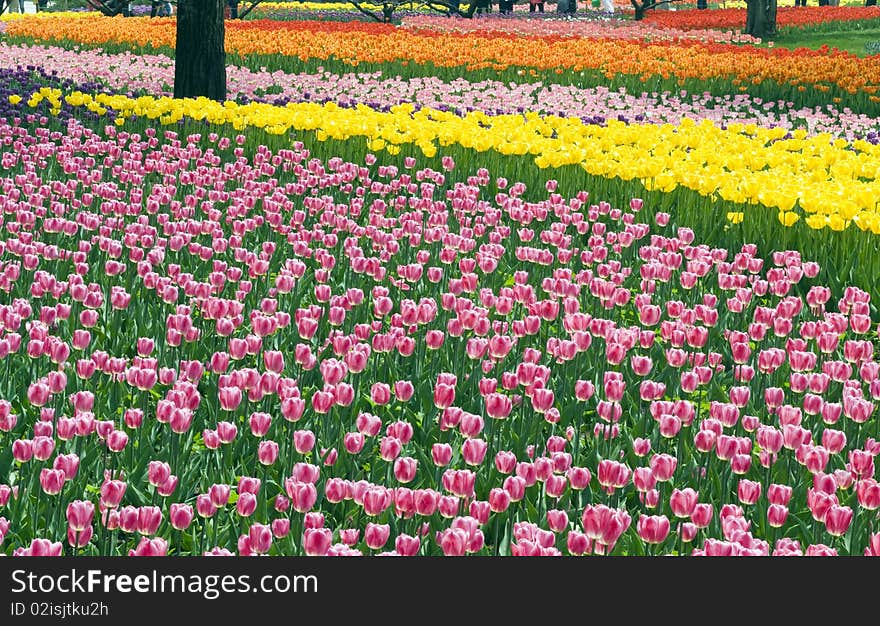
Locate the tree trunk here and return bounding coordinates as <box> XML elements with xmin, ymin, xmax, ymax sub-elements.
<box><xmin>745</xmin><ymin>0</ymin><xmax>777</xmax><ymax>40</ymax></box>
<box><xmin>632</xmin><ymin>1</ymin><xmax>645</xmax><ymax>19</ymax></box>
<box><xmin>766</xmin><ymin>0</ymin><xmax>777</xmax><ymax>37</ymax></box>
<box><xmin>174</xmin><ymin>0</ymin><xmax>227</xmax><ymax>101</ymax></box>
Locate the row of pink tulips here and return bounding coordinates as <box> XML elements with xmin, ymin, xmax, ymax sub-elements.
<box><xmin>0</xmin><ymin>117</ymin><xmax>878</xmax><ymax>555</ymax></box>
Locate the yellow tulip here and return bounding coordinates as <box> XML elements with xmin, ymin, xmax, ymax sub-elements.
<box><xmin>19</xmin><ymin>85</ymin><xmax>880</xmax><ymax>236</ymax></box>
<box><xmin>777</xmin><ymin>211</ymin><xmax>799</xmax><ymax>227</ymax></box>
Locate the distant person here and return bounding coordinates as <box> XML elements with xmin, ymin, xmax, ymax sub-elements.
<box><xmin>868</xmin><ymin>0</ymin><xmax>877</xmax><ymax>6</ymax></box>
<box><xmin>499</xmin><ymin>0</ymin><xmax>513</xmax><ymax>12</ymax></box>
<box><xmin>529</xmin><ymin>0</ymin><xmax>545</xmax><ymax>11</ymax></box>
<box><xmin>600</xmin><ymin>0</ymin><xmax>613</xmax><ymax>12</ymax></box>
<box><xmin>157</xmin><ymin>0</ymin><xmax>172</xmax><ymax>15</ymax></box>
<box><xmin>697</xmin><ymin>0</ymin><xmax>707</xmax><ymax>8</ymax></box>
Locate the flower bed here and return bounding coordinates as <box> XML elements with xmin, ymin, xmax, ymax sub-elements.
<box><xmin>0</xmin><ymin>116</ymin><xmax>878</xmax><ymax>556</ymax></box>
<box><xmin>4</xmin><ymin>15</ymin><xmax>880</xmax><ymax>116</ymax></box>
<box><xmin>5</xmin><ymin>43</ymin><xmax>880</xmax><ymax>142</ymax></box>
<box><xmin>1</xmin><ymin>10</ymin><xmax>880</xmax><ymax>558</ymax></box>
<box><xmin>643</xmin><ymin>6</ymin><xmax>880</xmax><ymax>32</ymax></box>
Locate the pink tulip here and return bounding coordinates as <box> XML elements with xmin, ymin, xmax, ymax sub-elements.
<box><xmin>196</xmin><ymin>494</ymin><xmax>217</xmax><ymax>518</ymax></box>
<box><xmin>691</xmin><ymin>503</ymin><xmax>713</xmax><ymax>528</ymax></box>
<box><xmin>302</xmin><ymin>528</ymin><xmax>333</xmax><ymax>556</ymax></box>
<box><xmin>100</xmin><ymin>479</ymin><xmax>126</xmax><ymax>508</ymax></box>
<box><xmin>362</xmin><ymin>486</ymin><xmax>392</xmax><ymax>516</ymax></box>
<box><xmin>267</xmin><ymin>519</ymin><xmax>289</xmax><ymax>539</ymax></box>
<box><xmin>394</xmin><ymin>380</ymin><xmax>414</xmax><ymax>402</ymax></box>
<box><xmin>737</xmin><ymin>480</ymin><xmax>762</xmax><ymax>506</ymax></box>
<box><xmin>341</xmin><ymin>431</ymin><xmax>364</xmax><ymax>455</ymax></box>
<box><xmin>0</xmin><ymin>485</ymin><xmax>11</xmax><ymax>507</ymax></box>
<box><xmin>567</xmin><ymin>466</ymin><xmax>591</xmax><ymax>490</ymax></box>
<box><xmin>148</xmin><ymin>461</ymin><xmax>171</xmax><ymax>487</ymax></box>
<box><xmin>130</xmin><ymin>537</ymin><xmax>168</xmax><ymax>557</ymax></box>
<box><xmin>437</xmin><ymin>527</ymin><xmax>469</xmax><ymax>556</ymax></box>
<box><xmin>394</xmin><ymin>456</ymin><xmax>418</xmax><ymax>483</ymax></box>
<box><xmin>356</xmin><ymin>412</ymin><xmax>382</xmax><ymax>436</ymax></box>
<box><xmin>27</xmin><ymin>382</ymin><xmax>50</xmax><ymax>407</ymax></box>
<box><xmin>66</xmin><ymin>500</ymin><xmax>95</xmax><ymax>532</ymax></box>
<box><xmin>209</xmin><ymin>483</ymin><xmax>231</xmax><ymax>508</ymax></box>
<box><xmin>258</xmin><ymin>440</ymin><xmax>280</xmax><ymax>465</ymax></box>
<box><xmin>807</xmin><ymin>488</ymin><xmax>838</xmax><ymax>523</ymax></box>
<box><xmin>365</xmin><ymin>523</ymin><xmax>390</xmax><ymax>550</ymax></box>
<box><xmin>632</xmin><ymin>438</ymin><xmax>651</xmax><ymax>457</ymax></box>
<box><xmin>547</xmin><ymin>509</ymin><xmax>569</xmax><ymax>533</ymax></box>
<box><xmin>281</xmin><ymin>397</ymin><xmax>305</xmax><ymax>422</ymax></box>
<box><xmin>40</xmin><ymin>468</ymin><xmax>65</xmax><ymax>495</ymax></box>
<box><xmin>67</xmin><ymin>525</ymin><xmax>93</xmax><ymax>548</ymax></box>
<box><xmin>0</xmin><ymin>410</ymin><xmax>17</xmax><ymax>433</ymax></box>
<box><xmin>824</xmin><ymin>505</ymin><xmax>853</xmax><ymax>537</ymax></box>
<box><xmin>137</xmin><ymin>506</ymin><xmax>162</xmax><ymax>535</ymax></box>
<box><xmin>218</xmin><ymin>386</ymin><xmax>243</xmax><ymax>411</ymax></box>
<box><xmin>379</xmin><ymin>436</ymin><xmax>402</xmax><ymax>461</ymax></box>
<box><xmin>12</xmin><ymin>439</ymin><xmax>33</xmax><ymax>463</ymax></box>
<box><xmin>23</xmin><ymin>538</ymin><xmax>63</xmax><ymax>557</ymax></box>
<box><xmin>637</xmin><ymin>514</ymin><xmax>671</xmax><ymax>545</ymax></box>
<box><xmin>767</xmin><ymin>484</ymin><xmax>793</xmax><ymax>506</ymax></box>
<box><xmin>249</xmin><ymin>411</ymin><xmax>272</xmax><ymax>437</ymax></box>
<box><xmin>649</xmin><ymin>454</ymin><xmax>677</xmax><ymax>482</ymax></box>
<box><xmin>370</xmin><ymin>382</ymin><xmax>391</xmax><ymax>405</ymax></box>
<box><xmin>285</xmin><ymin>479</ymin><xmax>318</xmax><ymax>513</ymax></box>
<box><xmin>170</xmin><ymin>503</ymin><xmax>194</xmax><ymax>530</ymax></box>
<box><xmin>395</xmin><ymin>533</ymin><xmax>420</xmax><ymax>556</ymax></box>
<box><xmin>236</xmin><ymin>492</ymin><xmax>258</xmax><ymax>517</ymax></box>
<box><xmin>461</xmin><ymin>438</ymin><xmax>488</xmax><ymax>466</ymax></box>
<box><xmin>263</xmin><ymin>350</ymin><xmax>285</xmax><ymax>373</ymax></box>
<box><xmin>767</xmin><ymin>504</ymin><xmax>789</xmax><ymax>528</ymax></box>
<box><xmin>865</xmin><ymin>533</ymin><xmax>880</xmax><ymax>556</ymax></box>
<box><xmin>669</xmin><ymin>488</ymin><xmax>699</xmax><ymax>518</ymax></box>
<box><xmin>248</xmin><ymin>523</ymin><xmax>272</xmax><ymax>554</ymax></box>
<box><xmin>567</xmin><ymin>531</ymin><xmax>590</xmax><ymax>556</ymax></box>
<box><xmin>294</xmin><ymin>429</ymin><xmax>316</xmax><ymax>454</ymax></box>
<box><xmin>574</xmin><ymin>380</ymin><xmax>595</xmax><ymax>401</ymax></box>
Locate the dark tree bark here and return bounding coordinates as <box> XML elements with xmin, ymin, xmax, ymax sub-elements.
<box><xmin>631</xmin><ymin>0</ymin><xmax>680</xmax><ymax>20</ymax></box>
<box><xmin>767</xmin><ymin>0</ymin><xmax>778</xmax><ymax>35</ymax></box>
<box><xmin>745</xmin><ymin>0</ymin><xmax>777</xmax><ymax>40</ymax></box>
<box><xmin>348</xmin><ymin>0</ymin><xmax>477</xmax><ymax>21</ymax></box>
<box><xmin>83</xmin><ymin>0</ymin><xmax>127</xmax><ymax>16</ymax></box>
<box><xmin>174</xmin><ymin>0</ymin><xmax>227</xmax><ymax>102</ymax></box>
<box><xmin>236</xmin><ymin>0</ymin><xmax>264</xmax><ymax>19</ymax></box>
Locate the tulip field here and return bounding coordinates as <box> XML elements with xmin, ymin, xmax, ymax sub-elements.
<box><xmin>2</xmin><ymin>7</ymin><xmax>880</xmax><ymax>558</ymax></box>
